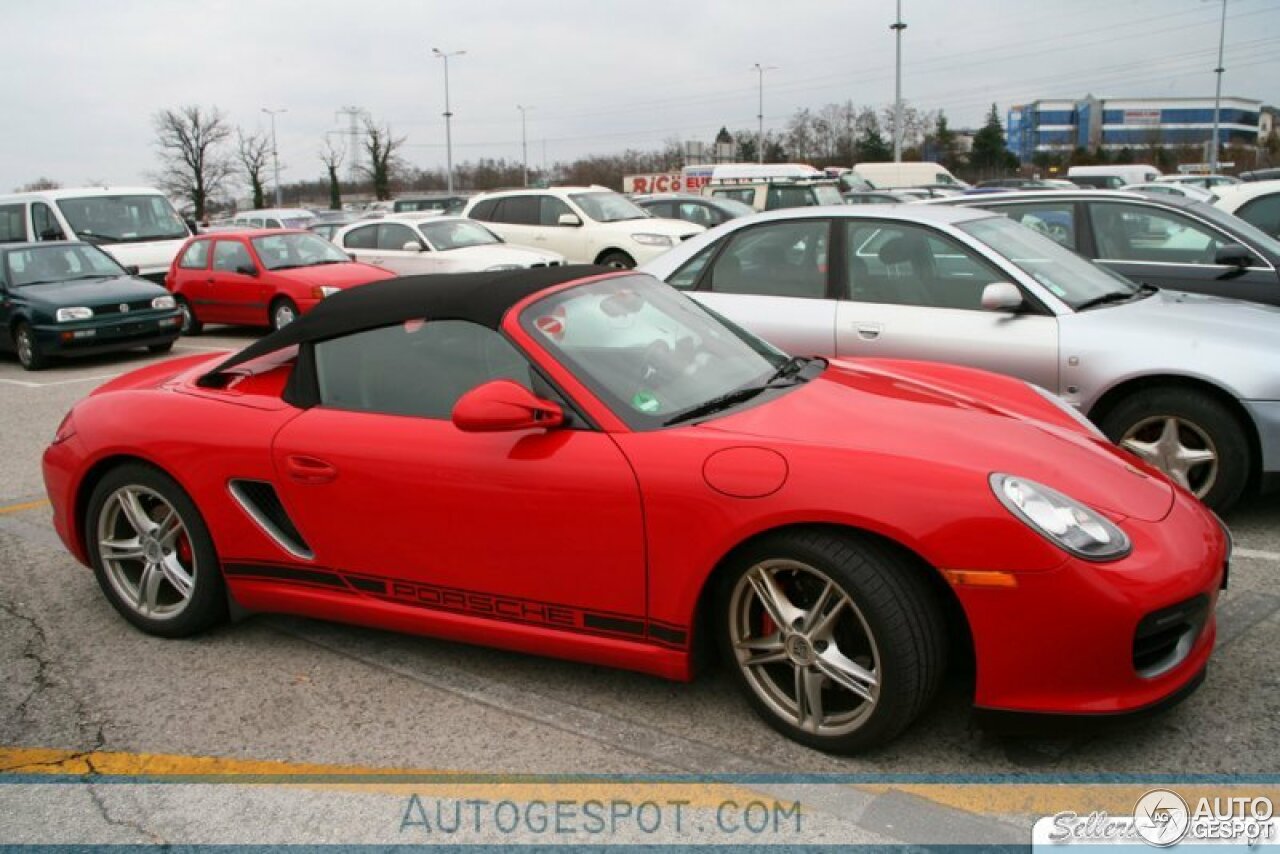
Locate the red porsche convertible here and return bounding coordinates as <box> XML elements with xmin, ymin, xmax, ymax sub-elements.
<box><xmin>42</xmin><ymin>266</ymin><xmax>1228</xmax><ymax>752</ymax></box>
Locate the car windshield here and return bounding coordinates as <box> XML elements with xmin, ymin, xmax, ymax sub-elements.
<box><xmin>4</xmin><ymin>244</ymin><xmax>126</xmax><ymax>286</ymax></box>
<box><xmin>250</xmin><ymin>232</ymin><xmax>351</xmax><ymax>270</ymax></box>
<box><xmin>811</xmin><ymin>184</ymin><xmax>845</xmax><ymax>205</ymax></box>
<box><xmin>419</xmin><ymin>220</ymin><xmax>501</xmax><ymax>251</ymax></box>
<box><xmin>279</xmin><ymin>216</ymin><xmax>315</xmax><ymax>229</ymax></box>
<box><xmin>521</xmin><ymin>274</ymin><xmax>789</xmax><ymax>429</ymax></box>
<box><xmin>568</xmin><ymin>192</ymin><xmax>649</xmax><ymax>223</ymax></box>
<box><xmin>958</xmin><ymin>216</ymin><xmax>1141</xmax><ymax>310</ymax></box>
<box><xmin>56</xmin><ymin>194</ymin><xmax>189</xmax><ymax>244</ymax></box>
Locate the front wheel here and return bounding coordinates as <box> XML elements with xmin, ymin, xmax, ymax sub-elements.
<box><xmin>1100</xmin><ymin>387</ymin><xmax>1250</xmax><ymax>513</ymax></box>
<box><xmin>14</xmin><ymin>322</ymin><xmax>48</xmax><ymax>371</ymax></box>
<box><xmin>148</xmin><ymin>341</ymin><xmax>175</xmax><ymax>355</ymax></box>
<box><xmin>85</xmin><ymin>463</ymin><xmax>227</xmax><ymax>637</ymax></box>
<box><xmin>597</xmin><ymin>250</ymin><xmax>635</xmax><ymax>270</ymax></box>
<box><xmin>717</xmin><ymin>531</ymin><xmax>946</xmax><ymax>753</ymax></box>
<box><xmin>270</xmin><ymin>297</ymin><xmax>299</xmax><ymax>331</ymax></box>
<box><xmin>176</xmin><ymin>296</ymin><xmax>203</xmax><ymax>335</ymax></box>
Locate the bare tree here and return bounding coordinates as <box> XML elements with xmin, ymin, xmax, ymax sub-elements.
<box><xmin>16</xmin><ymin>177</ymin><xmax>61</xmax><ymax>192</ymax></box>
<box><xmin>319</xmin><ymin>137</ymin><xmax>345</xmax><ymax>210</ymax></box>
<box><xmin>152</xmin><ymin>106</ymin><xmax>233</xmax><ymax>220</ymax></box>
<box><xmin>357</xmin><ymin>119</ymin><xmax>406</xmax><ymax>201</ymax></box>
<box><xmin>237</xmin><ymin>129</ymin><xmax>271</xmax><ymax>210</ymax></box>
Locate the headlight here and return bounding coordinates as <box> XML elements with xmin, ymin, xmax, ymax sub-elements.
<box><xmin>631</xmin><ymin>233</ymin><xmax>676</xmax><ymax>247</ymax></box>
<box><xmin>55</xmin><ymin>307</ymin><xmax>93</xmax><ymax>322</ymax></box>
<box><xmin>151</xmin><ymin>295</ymin><xmax>176</xmax><ymax>310</ymax></box>
<box><xmin>311</xmin><ymin>286</ymin><xmax>342</xmax><ymax>299</ymax></box>
<box><xmin>485</xmin><ymin>264</ymin><xmax>522</xmax><ymax>271</ymax></box>
<box><xmin>990</xmin><ymin>474</ymin><xmax>1131</xmax><ymax>562</ymax></box>
<box><xmin>1028</xmin><ymin>384</ymin><xmax>1105</xmax><ymax>440</ymax></box>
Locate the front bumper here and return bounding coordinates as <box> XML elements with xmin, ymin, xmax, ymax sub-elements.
<box><xmin>960</xmin><ymin>487</ymin><xmax>1227</xmax><ymax>715</ymax></box>
<box><xmin>34</xmin><ymin>310</ymin><xmax>182</xmax><ymax>356</ymax></box>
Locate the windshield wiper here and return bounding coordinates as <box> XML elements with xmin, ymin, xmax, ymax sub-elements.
<box><xmin>73</xmin><ymin>231</ymin><xmax>107</xmax><ymax>245</ymax></box>
<box><xmin>1075</xmin><ymin>284</ymin><xmax>1156</xmax><ymax>311</ymax></box>
<box><xmin>663</xmin><ymin>357</ymin><xmax>821</xmax><ymax>427</ymax></box>
<box><xmin>308</xmin><ymin>259</ymin><xmax>347</xmax><ymax>265</ymax></box>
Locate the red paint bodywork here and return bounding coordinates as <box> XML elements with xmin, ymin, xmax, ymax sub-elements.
<box><xmin>42</xmin><ymin>272</ymin><xmax>1227</xmax><ymax>715</ymax></box>
<box><xmin>165</xmin><ymin>230</ymin><xmax>395</xmax><ymax>329</ymax></box>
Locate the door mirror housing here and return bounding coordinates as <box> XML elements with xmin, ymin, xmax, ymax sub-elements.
<box><xmin>235</xmin><ymin>263</ymin><xmax>259</xmax><ymax>277</ymax></box>
<box><xmin>402</xmin><ymin>240</ymin><xmax>426</xmax><ymax>252</ymax></box>
<box><xmin>124</xmin><ymin>264</ymin><xmax>141</xmax><ymax>276</ymax></box>
<box><xmin>981</xmin><ymin>282</ymin><xmax>1024</xmax><ymax>312</ymax></box>
<box><xmin>452</xmin><ymin>380</ymin><xmax>564</xmax><ymax>433</ymax></box>
<box><xmin>557</xmin><ymin>213</ymin><xmax>582</xmax><ymax>227</ymax></box>
<box><xmin>1214</xmin><ymin>243</ymin><xmax>1254</xmax><ymax>268</ymax></box>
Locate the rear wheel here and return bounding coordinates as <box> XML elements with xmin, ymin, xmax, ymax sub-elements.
<box><xmin>148</xmin><ymin>342</ymin><xmax>174</xmax><ymax>355</ymax></box>
<box><xmin>176</xmin><ymin>296</ymin><xmax>203</xmax><ymax>335</ymax></box>
<box><xmin>1100</xmin><ymin>387</ymin><xmax>1250</xmax><ymax>513</ymax></box>
<box><xmin>14</xmin><ymin>323</ymin><xmax>47</xmax><ymax>371</ymax></box>
<box><xmin>270</xmin><ymin>297</ymin><xmax>299</xmax><ymax>331</ymax></box>
<box><xmin>717</xmin><ymin>530</ymin><xmax>946</xmax><ymax>753</ymax></box>
<box><xmin>597</xmin><ymin>250</ymin><xmax>635</xmax><ymax>270</ymax></box>
<box><xmin>85</xmin><ymin>463</ymin><xmax>226</xmax><ymax>637</ymax></box>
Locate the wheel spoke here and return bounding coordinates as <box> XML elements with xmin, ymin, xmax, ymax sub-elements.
<box><xmin>794</xmin><ymin>665</ymin><xmax>825</xmax><ymax>733</ymax></box>
<box><xmin>747</xmin><ymin>568</ymin><xmax>804</xmax><ymax>629</ymax></box>
<box><xmin>116</xmin><ymin>489</ymin><xmax>154</xmax><ymax>536</ymax></box>
<box><xmin>1120</xmin><ymin>436</ymin><xmax>1159</xmax><ymax>464</ymax></box>
<box><xmin>99</xmin><ymin>537</ymin><xmax>144</xmax><ymax>562</ymax></box>
<box><xmin>734</xmin><ymin>632</ymin><xmax>788</xmax><ymax>667</ymax></box>
<box><xmin>1158</xmin><ymin>416</ymin><xmax>1181</xmax><ymax>451</ymax></box>
<box><xmin>136</xmin><ymin>561</ymin><xmax>164</xmax><ymax>615</ymax></box>
<box><xmin>159</xmin><ymin>553</ymin><xmax>194</xmax><ymax>600</ymax></box>
<box><xmin>807</xmin><ymin>585</ymin><xmax>848</xmax><ymax>641</ymax></box>
<box><xmin>816</xmin><ymin>647</ymin><xmax>877</xmax><ymax>703</ymax></box>
<box><xmin>154</xmin><ymin>507</ymin><xmax>183</xmax><ymax>548</ymax></box>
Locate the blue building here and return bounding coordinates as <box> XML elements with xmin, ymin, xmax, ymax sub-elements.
<box><xmin>1007</xmin><ymin>96</ymin><xmax>1263</xmax><ymax>161</ymax></box>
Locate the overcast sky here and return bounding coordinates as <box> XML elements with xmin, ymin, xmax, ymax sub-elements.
<box><xmin>4</xmin><ymin>0</ymin><xmax>1278</xmax><ymax>194</ymax></box>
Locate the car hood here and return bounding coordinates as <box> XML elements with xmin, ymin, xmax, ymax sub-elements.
<box><xmin>1082</xmin><ymin>287</ymin><xmax>1280</xmax><ymax>341</ymax></box>
<box><xmin>445</xmin><ymin>244</ymin><xmax>564</xmax><ymax>266</ymax></box>
<box><xmin>270</xmin><ymin>262</ymin><xmax>396</xmax><ymax>286</ymax></box>
<box><xmin>19</xmin><ymin>276</ymin><xmax>168</xmax><ymax>308</ymax></box>
<box><xmin>703</xmin><ymin>360</ymin><xmax>1174</xmax><ymax>521</ymax></box>
<box><xmin>594</xmin><ymin>217</ymin><xmax>704</xmax><ymax>238</ymax></box>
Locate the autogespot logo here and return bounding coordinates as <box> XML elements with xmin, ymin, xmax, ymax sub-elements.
<box><xmin>1133</xmin><ymin>789</ymin><xmax>1191</xmax><ymax>847</ymax></box>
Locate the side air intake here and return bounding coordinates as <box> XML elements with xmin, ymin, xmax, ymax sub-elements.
<box><xmin>228</xmin><ymin>480</ymin><xmax>314</xmax><ymax>560</ymax></box>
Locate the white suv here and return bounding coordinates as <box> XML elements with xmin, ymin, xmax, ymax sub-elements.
<box><xmin>462</xmin><ymin>186</ymin><xmax>702</xmax><ymax>268</ymax></box>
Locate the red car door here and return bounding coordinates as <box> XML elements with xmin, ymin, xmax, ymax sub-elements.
<box><xmin>268</xmin><ymin>319</ymin><xmax>648</xmax><ymax>628</ymax></box>
<box><xmin>209</xmin><ymin>238</ymin><xmax>269</xmax><ymax>325</ymax></box>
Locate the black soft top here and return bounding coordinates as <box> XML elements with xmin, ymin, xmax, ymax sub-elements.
<box><xmin>197</xmin><ymin>265</ymin><xmax>611</xmax><ymax>387</ymax></box>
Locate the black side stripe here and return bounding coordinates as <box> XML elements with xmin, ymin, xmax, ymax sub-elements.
<box><xmin>223</xmin><ymin>562</ymin><xmax>346</xmax><ymax>589</ymax></box>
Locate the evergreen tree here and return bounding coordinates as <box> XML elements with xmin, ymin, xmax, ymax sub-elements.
<box><xmin>969</xmin><ymin>104</ymin><xmax>1014</xmax><ymax>174</ymax></box>
<box><xmin>930</xmin><ymin>112</ymin><xmax>960</xmax><ymax>170</ymax></box>
<box><xmin>855</xmin><ymin>115</ymin><xmax>892</xmax><ymax>162</ymax></box>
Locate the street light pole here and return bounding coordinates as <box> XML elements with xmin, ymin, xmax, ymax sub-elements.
<box><xmin>752</xmin><ymin>63</ymin><xmax>776</xmax><ymax>164</ymax></box>
<box><xmin>891</xmin><ymin>0</ymin><xmax>907</xmax><ymax>163</ymax></box>
<box><xmin>261</xmin><ymin>107</ymin><xmax>286</xmax><ymax>207</ymax></box>
<box><xmin>517</xmin><ymin>105</ymin><xmax>530</xmax><ymax>187</ymax></box>
<box><xmin>1209</xmin><ymin>0</ymin><xmax>1227</xmax><ymax>173</ymax></box>
<box><xmin>432</xmin><ymin>47</ymin><xmax>466</xmax><ymax>194</ymax></box>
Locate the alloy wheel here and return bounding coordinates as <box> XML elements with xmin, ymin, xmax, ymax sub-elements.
<box><xmin>273</xmin><ymin>303</ymin><xmax>296</xmax><ymax>330</ymax></box>
<box><xmin>16</xmin><ymin>329</ymin><xmax>34</xmax><ymax>367</ymax></box>
<box><xmin>96</xmin><ymin>485</ymin><xmax>197</xmax><ymax>620</ymax></box>
<box><xmin>1120</xmin><ymin>415</ymin><xmax>1218</xmax><ymax>498</ymax></box>
<box><xmin>728</xmin><ymin>559</ymin><xmax>880</xmax><ymax>736</ymax></box>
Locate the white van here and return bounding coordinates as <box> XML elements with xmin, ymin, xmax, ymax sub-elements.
<box><xmin>1067</xmin><ymin>165</ymin><xmax>1161</xmax><ymax>189</ymax></box>
<box><xmin>229</xmin><ymin>208</ymin><xmax>317</xmax><ymax>229</ymax></box>
<box><xmin>851</xmin><ymin>162</ymin><xmax>967</xmax><ymax>189</ymax></box>
<box><xmin>0</xmin><ymin>187</ymin><xmax>191</xmax><ymax>284</ymax></box>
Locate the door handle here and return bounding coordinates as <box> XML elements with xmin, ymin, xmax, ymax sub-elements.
<box><xmin>285</xmin><ymin>455</ymin><xmax>338</xmax><ymax>485</ymax></box>
<box><xmin>852</xmin><ymin>323</ymin><xmax>882</xmax><ymax>341</ymax></box>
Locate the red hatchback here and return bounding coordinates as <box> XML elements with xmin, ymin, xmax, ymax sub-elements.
<box><xmin>166</xmin><ymin>229</ymin><xmax>395</xmax><ymax>333</ymax></box>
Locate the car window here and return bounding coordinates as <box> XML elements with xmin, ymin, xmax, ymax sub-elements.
<box><xmin>178</xmin><ymin>240</ymin><xmax>210</xmax><ymax>269</ymax></box>
<box><xmin>983</xmin><ymin>202</ymin><xmax>1077</xmax><ymax>248</ymax></box>
<box><xmin>678</xmin><ymin>202</ymin><xmax>718</xmax><ymax>228</ymax></box>
<box><xmin>0</xmin><ymin>204</ymin><xmax>25</xmax><ymax>243</ymax></box>
<box><xmin>32</xmin><ymin>203</ymin><xmax>66</xmax><ymax>241</ymax></box>
<box><xmin>667</xmin><ymin>243</ymin><xmax>716</xmax><ymax>290</ymax></box>
<box><xmin>493</xmin><ymin>196</ymin><xmax>540</xmax><ymax>225</ymax></box>
<box><xmin>1237</xmin><ymin>195</ymin><xmax>1280</xmax><ymax>239</ymax></box>
<box><xmin>643</xmin><ymin>201</ymin><xmax>676</xmax><ymax>220</ymax></box>
<box><xmin>212</xmin><ymin>240</ymin><xmax>254</xmax><ymax>273</ymax></box>
<box><xmin>846</xmin><ymin>221</ymin><xmax>1008</xmax><ymax>310</ymax></box>
<box><xmin>707</xmin><ymin>220</ymin><xmax>829</xmax><ymax>299</ymax></box>
<box><xmin>343</xmin><ymin>224</ymin><xmax>378</xmax><ymax>249</ymax></box>
<box><xmin>469</xmin><ymin>198</ymin><xmax>499</xmax><ymax>221</ymax></box>
<box><xmin>1090</xmin><ymin>202</ymin><xmax>1237</xmax><ymax>265</ymax></box>
<box><xmin>377</xmin><ymin>223</ymin><xmax>421</xmax><ymax>251</ymax></box>
<box><xmin>711</xmin><ymin>188</ymin><xmax>756</xmax><ymax>207</ymax></box>
<box><xmin>765</xmin><ymin>185</ymin><xmax>816</xmax><ymax>210</ymax></box>
<box><xmin>314</xmin><ymin>320</ymin><xmax>534</xmax><ymax>420</ymax></box>
<box><xmin>540</xmin><ymin>196</ymin><xmax>574</xmax><ymax>226</ymax></box>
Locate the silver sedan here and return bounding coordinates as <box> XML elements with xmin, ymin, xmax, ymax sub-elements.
<box><xmin>641</xmin><ymin>204</ymin><xmax>1280</xmax><ymax>513</ymax></box>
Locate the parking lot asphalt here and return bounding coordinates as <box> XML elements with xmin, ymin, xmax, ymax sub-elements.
<box><xmin>1</xmin><ymin>329</ymin><xmax>1278</xmax><ymax>843</ymax></box>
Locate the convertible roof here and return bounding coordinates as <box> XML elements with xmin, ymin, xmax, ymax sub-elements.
<box><xmin>197</xmin><ymin>265</ymin><xmax>609</xmax><ymax>387</ymax></box>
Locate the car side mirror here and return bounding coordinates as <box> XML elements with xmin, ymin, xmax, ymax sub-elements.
<box><xmin>402</xmin><ymin>240</ymin><xmax>426</xmax><ymax>252</ymax></box>
<box><xmin>1214</xmin><ymin>243</ymin><xmax>1254</xmax><ymax>268</ymax></box>
<box><xmin>452</xmin><ymin>380</ymin><xmax>564</xmax><ymax>433</ymax></box>
<box><xmin>235</xmin><ymin>263</ymin><xmax>258</xmax><ymax>277</ymax></box>
<box><xmin>557</xmin><ymin>213</ymin><xmax>582</xmax><ymax>227</ymax></box>
<box><xmin>124</xmin><ymin>264</ymin><xmax>140</xmax><ymax>276</ymax></box>
<box><xmin>981</xmin><ymin>282</ymin><xmax>1024</xmax><ymax>312</ymax></box>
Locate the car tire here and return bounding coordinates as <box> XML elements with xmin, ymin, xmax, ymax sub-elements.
<box><xmin>14</xmin><ymin>322</ymin><xmax>48</xmax><ymax>371</ymax></box>
<box><xmin>176</xmin><ymin>297</ymin><xmax>203</xmax><ymax>335</ymax></box>
<box><xmin>716</xmin><ymin>530</ymin><xmax>946</xmax><ymax>754</ymax></box>
<box><xmin>85</xmin><ymin>463</ymin><xmax>227</xmax><ymax>638</ymax></box>
<box><xmin>270</xmin><ymin>297</ymin><xmax>299</xmax><ymax>331</ymax></box>
<box><xmin>1100</xmin><ymin>387</ymin><xmax>1250</xmax><ymax>513</ymax></box>
<box><xmin>597</xmin><ymin>250</ymin><xmax>636</xmax><ymax>270</ymax></box>
<box><xmin>148</xmin><ymin>342</ymin><xmax>175</xmax><ymax>355</ymax></box>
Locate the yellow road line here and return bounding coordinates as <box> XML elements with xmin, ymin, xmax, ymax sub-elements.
<box><xmin>0</xmin><ymin>499</ymin><xmax>49</xmax><ymax>516</ymax></box>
